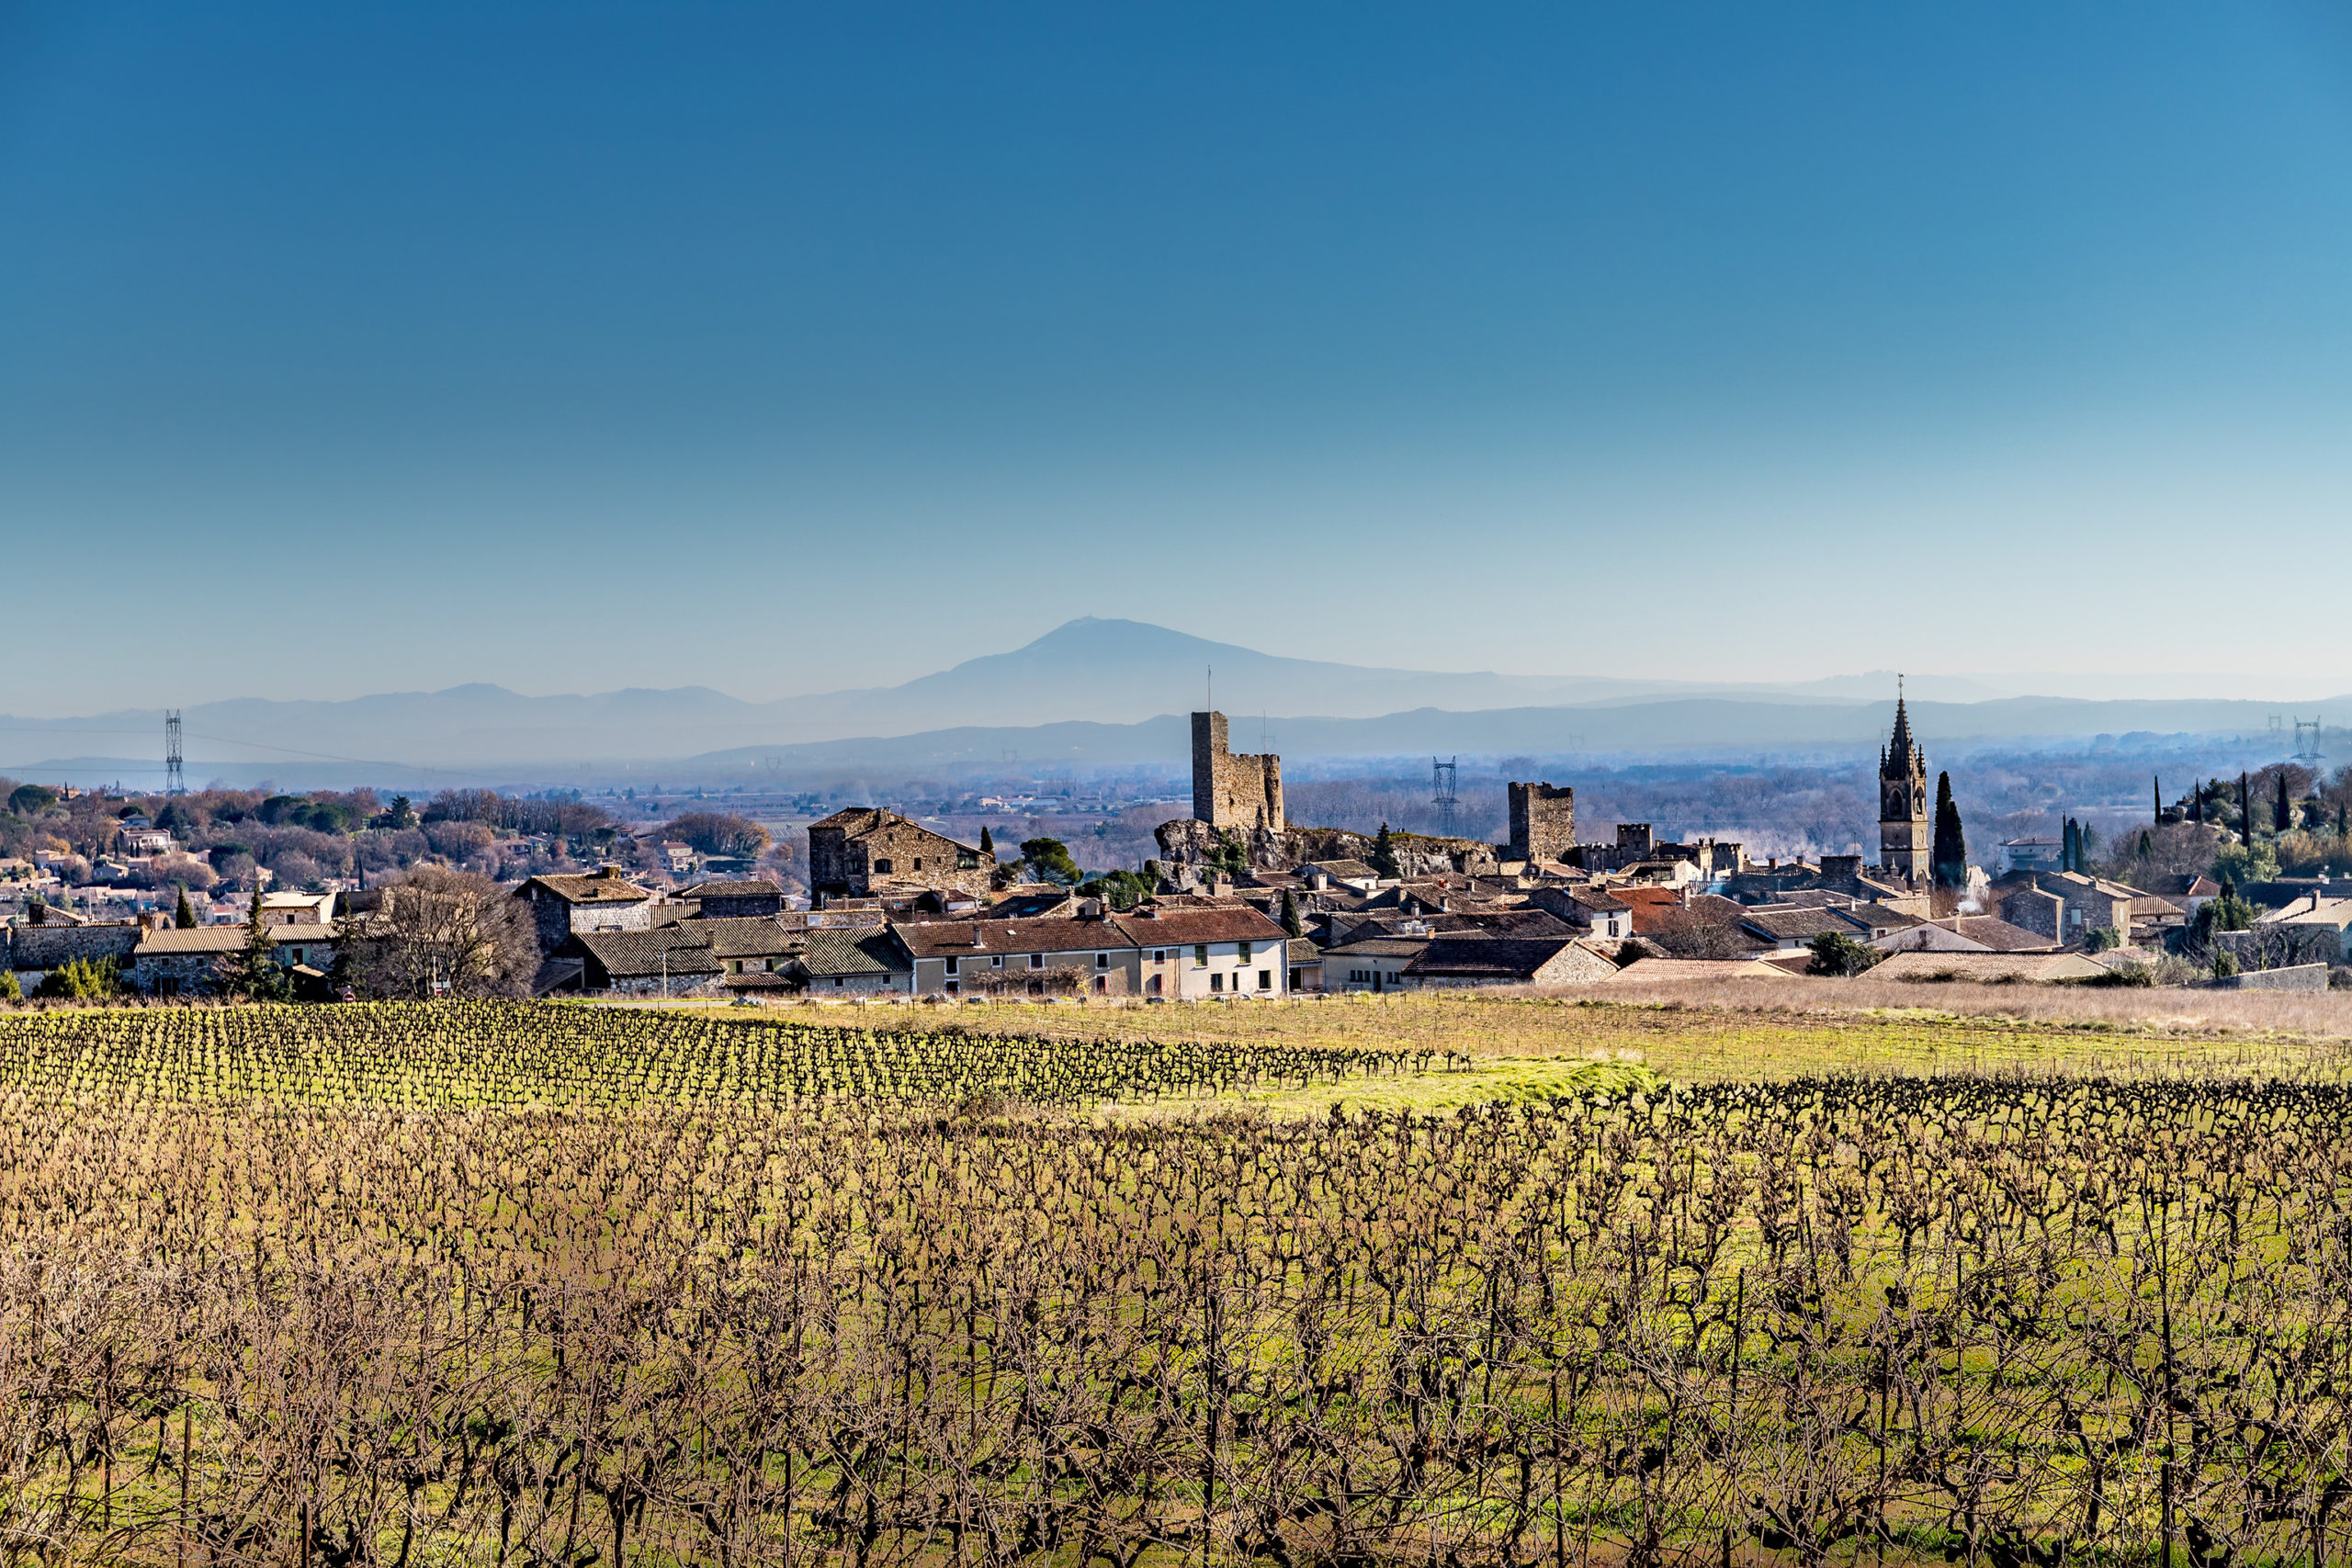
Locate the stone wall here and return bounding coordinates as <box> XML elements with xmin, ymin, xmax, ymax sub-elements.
<box><xmin>1154</xmin><ymin>819</ymin><xmax>1499</xmax><ymax>879</ymax></box>
<box><xmin>1506</xmin><ymin>783</ymin><xmax>1575</xmax><ymax>863</ymax></box>
<box><xmin>6</xmin><ymin>923</ymin><xmax>141</xmax><ymax>976</ymax></box>
<box><xmin>808</xmin><ymin>812</ymin><xmax>994</xmax><ymax>899</ymax></box>
<box><xmin>1191</xmin><ymin>712</ymin><xmax>1284</xmax><ymax>832</ymax></box>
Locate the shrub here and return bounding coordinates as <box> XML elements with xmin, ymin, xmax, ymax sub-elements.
<box><xmin>1806</xmin><ymin>931</ymin><xmax>1883</xmax><ymax>976</ymax></box>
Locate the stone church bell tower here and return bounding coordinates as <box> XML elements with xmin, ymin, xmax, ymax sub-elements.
<box><xmin>1878</xmin><ymin>681</ymin><xmax>1931</xmax><ymax>883</ymax></box>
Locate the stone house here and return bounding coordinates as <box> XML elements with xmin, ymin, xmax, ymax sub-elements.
<box><xmin>895</xmin><ymin>910</ymin><xmax>1145</xmax><ymax>998</ymax></box>
<box><xmin>806</xmin><ymin>809</ymin><xmax>994</xmax><ymax>899</ymax></box>
<box><xmin>1120</xmin><ymin>907</ymin><xmax>1290</xmax><ymax>999</ymax></box>
<box><xmin>1321</xmin><ymin>937</ymin><xmax>1430</xmax><ymax>994</ymax></box>
<box><xmin>514</xmin><ymin>868</ymin><xmax>659</xmax><ymax>955</ymax></box>
<box><xmin>1997</xmin><ymin>886</ymin><xmax>2067</xmax><ymax>943</ymax></box>
<box><xmin>124</xmin><ymin>925</ymin><xmax>338</xmax><ymax>997</ymax></box>
<box><xmin>6</xmin><ymin>921</ymin><xmax>144</xmax><ymax>989</ymax></box>
<box><xmin>892</xmin><ymin>904</ymin><xmax>1288</xmax><ymax>1000</ymax></box>
<box><xmin>571</xmin><ymin>929</ymin><xmax>724</xmax><ymax>997</ymax></box>
<box><xmin>1527</xmin><ymin>885</ymin><xmax>1634</xmax><ymax>940</ymax></box>
<box><xmin>678</xmin><ymin>879</ymin><xmax>786</xmax><ymax>919</ymax></box>
<box><xmin>797</xmin><ymin>930</ymin><xmax>915</xmax><ymax>995</ymax></box>
<box><xmin>258</xmin><ymin>890</ymin><xmax>337</xmax><ymax>926</ymax></box>
<box><xmin>2028</xmin><ymin>872</ymin><xmax>2147</xmax><ymax>943</ymax></box>
<box><xmin>2225</xmin><ymin>892</ymin><xmax>2352</xmax><ymax>968</ymax></box>
<box><xmin>1284</xmin><ymin>937</ymin><xmax>1323</xmax><ymax>993</ymax></box>
<box><xmin>1396</xmin><ymin>936</ymin><xmax>1616</xmax><ymax>989</ymax></box>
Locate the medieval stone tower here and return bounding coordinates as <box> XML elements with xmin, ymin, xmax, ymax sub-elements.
<box><xmin>1878</xmin><ymin>687</ymin><xmax>1931</xmax><ymax>882</ymax></box>
<box><xmin>1192</xmin><ymin>712</ymin><xmax>1284</xmax><ymax>833</ymax></box>
<box><xmin>1507</xmin><ymin>782</ymin><xmax>1575</xmax><ymax>863</ymax></box>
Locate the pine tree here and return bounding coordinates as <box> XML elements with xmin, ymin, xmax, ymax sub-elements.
<box><xmin>220</xmin><ymin>887</ymin><xmax>288</xmax><ymax>1002</ymax></box>
<box><xmin>173</xmin><ymin>886</ymin><xmax>197</xmax><ymax>930</ymax></box>
<box><xmin>1280</xmin><ymin>888</ymin><xmax>1303</xmax><ymax>938</ymax></box>
<box><xmin>1929</xmin><ymin>772</ymin><xmax>1967</xmax><ymax>890</ymax></box>
<box><xmin>1369</xmin><ymin>824</ymin><xmax>1400</xmax><ymax>880</ymax></box>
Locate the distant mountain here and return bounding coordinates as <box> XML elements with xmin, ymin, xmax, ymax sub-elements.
<box><xmin>694</xmin><ymin>694</ymin><xmax>2346</xmax><ymax>777</ymax></box>
<box><xmin>0</xmin><ymin>619</ymin><xmax>1769</xmax><ymax>773</ymax></box>
<box><xmin>0</xmin><ymin>617</ymin><xmax>2339</xmax><ymax>784</ymax></box>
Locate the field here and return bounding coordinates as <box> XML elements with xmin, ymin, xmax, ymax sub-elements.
<box><xmin>3</xmin><ymin>994</ymin><xmax>2352</xmax><ymax>1565</ymax></box>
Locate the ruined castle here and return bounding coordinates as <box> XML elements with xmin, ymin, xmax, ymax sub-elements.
<box><xmin>1191</xmin><ymin>712</ymin><xmax>1284</xmax><ymax>832</ymax></box>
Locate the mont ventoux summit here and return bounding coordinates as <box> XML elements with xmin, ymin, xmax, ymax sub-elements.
<box><xmin>3</xmin><ymin>618</ymin><xmax>2336</xmax><ymax>781</ymax></box>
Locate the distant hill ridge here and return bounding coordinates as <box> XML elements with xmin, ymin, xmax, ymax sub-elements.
<box><xmin>0</xmin><ymin>618</ymin><xmax>2337</xmax><ymax>778</ymax></box>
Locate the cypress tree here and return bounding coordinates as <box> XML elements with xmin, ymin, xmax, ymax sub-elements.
<box><xmin>2275</xmin><ymin>772</ymin><xmax>2291</xmax><ymax>833</ymax></box>
<box><xmin>2240</xmin><ymin>773</ymin><xmax>2253</xmax><ymax>847</ymax></box>
<box><xmin>1280</xmin><ymin>887</ymin><xmax>1303</xmax><ymax>938</ymax></box>
<box><xmin>2339</xmin><ymin>802</ymin><xmax>2347</xmax><ymax>838</ymax></box>
<box><xmin>978</xmin><ymin>825</ymin><xmax>994</xmax><ymax>855</ymax></box>
<box><xmin>2191</xmin><ymin>783</ymin><xmax>2204</xmax><ymax>825</ymax></box>
<box><xmin>2154</xmin><ymin>774</ymin><xmax>2162</xmax><ymax>824</ymax></box>
<box><xmin>2062</xmin><ymin>818</ymin><xmax>2078</xmax><ymax>874</ymax></box>
<box><xmin>1930</xmin><ymin>772</ymin><xmax>1967</xmax><ymax>890</ymax></box>
<box><xmin>1369</xmin><ymin>823</ymin><xmax>1400</xmax><ymax>880</ymax></box>
<box><xmin>173</xmin><ymin>886</ymin><xmax>197</xmax><ymax>930</ymax></box>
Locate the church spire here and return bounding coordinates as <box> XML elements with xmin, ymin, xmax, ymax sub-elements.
<box><xmin>1883</xmin><ymin>674</ymin><xmax>1918</xmax><ymax>781</ymax></box>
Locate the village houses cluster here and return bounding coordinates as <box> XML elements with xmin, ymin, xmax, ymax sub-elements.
<box><xmin>10</xmin><ymin>694</ymin><xmax>2346</xmax><ymax>999</ymax></box>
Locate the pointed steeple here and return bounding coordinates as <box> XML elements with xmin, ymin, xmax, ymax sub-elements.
<box><xmin>1883</xmin><ymin>675</ymin><xmax>1918</xmax><ymax>781</ymax></box>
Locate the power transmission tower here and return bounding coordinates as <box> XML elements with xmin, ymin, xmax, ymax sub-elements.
<box><xmin>1430</xmin><ymin>756</ymin><xmax>1458</xmax><ymax>837</ymax></box>
<box><xmin>2294</xmin><ymin>716</ymin><xmax>2324</xmax><ymax>766</ymax></box>
<box><xmin>164</xmin><ymin>710</ymin><xmax>185</xmax><ymax>797</ymax></box>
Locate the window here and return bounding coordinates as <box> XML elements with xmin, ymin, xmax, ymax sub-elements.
<box><xmin>1095</xmin><ymin>952</ymin><xmax>1109</xmax><ymax>969</ymax></box>
<box><xmin>990</xmin><ymin>954</ymin><xmax>1003</xmax><ymax>967</ymax></box>
<box><xmin>874</xmin><ymin>858</ymin><xmax>893</xmax><ymax>874</ymax></box>
<box><xmin>1211</xmin><ymin>972</ymin><xmax>1224</xmax><ymax>992</ymax></box>
<box><xmin>1193</xmin><ymin>944</ymin><xmax>1208</xmax><ymax>966</ymax></box>
<box><xmin>1152</xmin><ymin>950</ymin><xmax>1166</xmax><ymax>964</ymax></box>
<box><xmin>1259</xmin><ymin>970</ymin><xmax>1272</xmax><ymax>990</ymax></box>
<box><xmin>1238</xmin><ymin>941</ymin><xmax>1252</xmax><ymax>964</ymax></box>
<box><xmin>833</xmin><ymin>977</ymin><xmax>844</xmax><ymax>987</ymax></box>
<box><xmin>944</xmin><ymin>980</ymin><xmax>959</xmax><ymax>995</ymax></box>
<box><xmin>957</xmin><ymin>851</ymin><xmax>978</xmax><ymax>870</ymax></box>
<box><xmin>1029</xmin><ymin>953</ymin><xmax>1044</xmax><ymax>970</ymax></box>
<box><xmin>944</xmin><ymin>956</ymin><xmax>959</xmax><ymax>976</ymax></box>
<box><xmin>912</xmin><ymin>857</ymin><xmax>923</xmax><ymax>872</ymax></box>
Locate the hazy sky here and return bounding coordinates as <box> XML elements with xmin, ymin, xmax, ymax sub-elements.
<box><xmin>6</xmin><ymin>2</ymin><xmax>2351</xmax><ymax>713</ymax></box>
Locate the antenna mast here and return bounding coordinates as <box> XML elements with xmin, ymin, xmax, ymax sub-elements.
<box><xmin>1430</xmin><ymin>756</ymin><xmax>1458</xmax><ymax>838</ymax></box>
<box><xmin>164</xmin><ymin>710</ymin><xmax>185</xmax><ymax>797</ymax></box>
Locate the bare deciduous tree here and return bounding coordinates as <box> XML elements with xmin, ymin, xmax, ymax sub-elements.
<box><xmin>340</xmin><ymin>866</ymin><xmax>537</xmax><ymax>998</ymax></box>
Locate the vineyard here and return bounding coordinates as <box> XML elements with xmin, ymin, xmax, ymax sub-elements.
<box><xmin>0</xmin><ymin>1001</ymin><xmax>1453</xmax><ymax>1111</ymax></box>
<box><xmin>2</xmin><ymin>1004</ymin><xmax>2351</xmax><ymax>1564</ymax></box>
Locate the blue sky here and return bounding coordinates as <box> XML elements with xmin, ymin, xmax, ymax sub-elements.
<box><xmin>5</xmin><ymin>2</ymin><xmax>2350</xmax><ymax>712</ymax></box>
